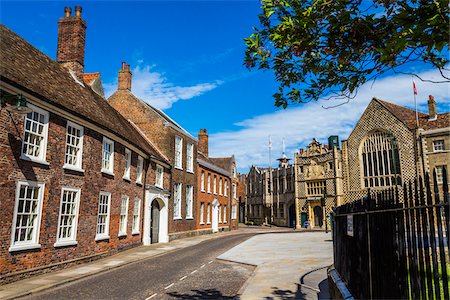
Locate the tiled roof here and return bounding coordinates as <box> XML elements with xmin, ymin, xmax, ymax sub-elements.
<box><xmin>197</xmin><ymin>152</ymin><xmax>230</xmax><ymax>176</ymax></box>
<box><xmin>0</xmin><ymin>25</ymin><xmax>158</xmax><ymax>157</ymax></box>
<box><xmin>83</xmin><ymin>72</ymin><xmax>100</xmax><ymax>85</ymax></box>
<box><xmin>375</xmin><ymin>98</ymin><xmax>449</xmax><ymax>131</ymax></box>
<box><xmin>209</xmin><ymin>157</ymin><xmax>233</xmax><ymax>172</ymax></box>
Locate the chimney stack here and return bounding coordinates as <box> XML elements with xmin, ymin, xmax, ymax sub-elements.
<box><xmin>118</xmin><ymin>62</ymin><xmax>132</xmax><ymax>91</ymax></box>
<box><xmin>198</xmin><ymin>129</ymin><xmax>209</xmax><ymax>157</ymax></box>
<box><xmin>57</xmin><ymin>6</ymin><xmax>87</xmax><ymax>81</ymax></box>
<box><xmin>428</xmin><ymin>95</ymin><xmax>437</xmax><ymax>120</ymax></box>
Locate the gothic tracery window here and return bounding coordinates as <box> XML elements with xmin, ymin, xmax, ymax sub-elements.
<box><xmin>360</xmin><ymin>131</ymin><xmax>401</xmax><ymax>188</ymax></box>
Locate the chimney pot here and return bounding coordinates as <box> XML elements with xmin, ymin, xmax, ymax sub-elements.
<box><xmin>75</xmin><ymin>6</ymin><xmax>82</xmax><ymax>18</ymax></box>
<box><xmin>64</xmin><ymin>7</ymin><xmax>72</xmax><ymax>17</ymax></box>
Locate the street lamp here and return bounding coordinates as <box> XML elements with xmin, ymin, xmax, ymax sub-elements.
<box><xmin>1</xmin><ymin>93</ymin><xmax>32</xmax><ymax>114</ymax></box>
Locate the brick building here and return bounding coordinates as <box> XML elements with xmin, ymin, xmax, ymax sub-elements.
<box><xmin>197</xmin><ymin>129</ymin><xmax>232</xmax><ymax>233</ymax></box>
<box><xmin>342</xmin><ymin>97</ymin><xmax>449</xmax><ymax>203</ymax></box>
<box><xmin>294</xmin><ymin>138</ymin><xmax>344</xmax><ymax>229</ymax></box>
<box><xmin>0</xmin><ymin>7</ymin><xmax>169</xmax><ymax>283</ymax></box>
<box><xmin>108</xmin><ymin>64</ymin><xmax>198</xmax><ymax>241</ymax></box>
<box><xmin>237</xmin><ymin>174</ymin><xmax>247</xmax><ymax>223</ymax></box>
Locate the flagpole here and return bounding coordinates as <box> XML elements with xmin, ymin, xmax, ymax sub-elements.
<box><xmin>268</xmin><ymin>136</ymin><xmax>273</xmax><ymax>226</ymax></box>
<box><xmin>413</xmin><ymin>77</ymin><xmax>419</xmax><ymax>127</ymax></box>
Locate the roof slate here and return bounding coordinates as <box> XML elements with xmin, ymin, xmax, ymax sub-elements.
<box><xmin>0</xmin><ymin>25</ymin><xmax>158</xmax><ymax>157</ymax></box>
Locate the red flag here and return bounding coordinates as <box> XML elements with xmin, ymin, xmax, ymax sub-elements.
<box><xmin>413</xmin><ymin>80</ymin><xmax>418</xmax><ymax>95</ymax></box>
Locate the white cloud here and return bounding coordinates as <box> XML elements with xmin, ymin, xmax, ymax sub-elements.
<box><xmin>209</xmin><ymin>68</ymin><xmax>450</xmax><ymax>173</ymax></box>
<box><xmin>104</xmin><ymin>64</ymin><xmax>222</xmax><ymax>110</ymax></box>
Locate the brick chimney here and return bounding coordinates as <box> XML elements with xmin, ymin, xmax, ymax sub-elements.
<box><xmin>118</xmin><ymin>62</ymin><xmax>132</xmax><ymax>91</ymax></box>
<box><xmin>428</xmin><ymin>95</ymin><xmax>437</xmax><ymax>120</ymax></box>
<box><xmin>198</xmin><ymin>129</ymin><xmax>208</xmax><ymax>157</ymax></box>
<box><xmin>57</xmin><ymin>6</ymin><xmax>87</xmax><ymax>81</ymax></box>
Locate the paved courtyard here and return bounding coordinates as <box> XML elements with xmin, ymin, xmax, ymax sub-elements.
<box><xmin>218</xmin><ymin>231</ymin><xmax>333</xmax><ymax>299</ymax></box>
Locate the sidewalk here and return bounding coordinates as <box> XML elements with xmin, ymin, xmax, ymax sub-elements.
<box><xmin>217</xmin><ymin>231</ymin><xmax>333</xmax><ymax>299</ymax></box>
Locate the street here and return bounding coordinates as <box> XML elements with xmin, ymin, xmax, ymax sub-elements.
<box><xmin>22</xmin><ymin>233</ymin><xmax>257</xmax><ymax>300</ymax></box>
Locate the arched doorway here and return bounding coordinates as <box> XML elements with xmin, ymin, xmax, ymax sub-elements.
<box><xmin>151</xmin><ymin>200</ymin><xmax>160</xmax><ymax>243</ymax></box>
<box><xmin>288</xmin><ymin>204</ymin><xmax>296</xmax><ymax>228</ymax></box>
<box><xmin>212</xmin><ymin>199</ymin><xmax>219</xmax><ymax>232</ymax></box>
<box><xmin>313</xmin><ymin>206</ymin><xmax>323</xmax><ymax>227</ymax></box>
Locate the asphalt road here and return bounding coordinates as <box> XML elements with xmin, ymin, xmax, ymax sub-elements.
<box><xmin>23</xmin><ymin>233</ymin><xmax>257</xmax><ymax>300</ymax></box>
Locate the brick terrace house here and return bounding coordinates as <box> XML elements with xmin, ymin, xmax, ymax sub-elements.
<box><xmin>0</xmin><ymin>7</ymin><xmax>170</xmax><ymax>283</ymax></box>
<box><xmin>108</xmin><ymin>64</ymin><xmax>198</xmax><ymax>241</ymax></box>
<box><xmin>341</xmin><ymin>97</ymin><xmax>449</xmax><ymax>204</ymax></box>
<box><xmin>197</xmin><ymin>129</ymin><xmax>232</xmax><ymax>233</ymax></box>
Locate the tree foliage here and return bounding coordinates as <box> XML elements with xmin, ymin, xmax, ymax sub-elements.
<box><xmin>244</xmin><ymin>0</ymin><xmax>449</xmax><ymax>108</ymax></box>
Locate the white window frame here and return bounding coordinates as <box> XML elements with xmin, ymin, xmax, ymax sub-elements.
<box><xmin>436</xmin><ymin>166</ymin><xmax>444</xmax><ymax>184</ymax></box>
<box><xmin>433</xmin><ymin>140</ymin><xmax>445</xmax><ymax>152</ymax></box>
<box><xmin>186</xmin><ymin>185</ymin><xmax>193</xmax><ymax>219</ymax></box>
<box><xmin>174</xmin><ymin>183</ymin><xmax>182</xmax><ymax>219</ymax></box>
<box><xmin>156</xmin><ymin>164</ymin><xmax>164</xmax><ymax>188</ymax></box>
<box><xmin>136</xmin><ymin>156</ymin><xmax>143</xmax><ymax>184</ymax></box>
<box><xmin>224</xmin><ymin>180</ymin><xmax>228</xmax><ymax>197</ymax></box>
<box><xmin>9</xmin><ymin>181</ymin><xmax>45</xmax><ymax>252</ymax></box>
<box><xmin>123</xmin><ymin>148</ymin><xmax>131</xmax><ymax>181</ymax></box>
<box><xmin>219</xmin><ymin>178</ymin><xmax>222</xmax><ymax>195</ymax></box>
<box><xmin>186</xmin><ymin>142</ymin><xmax>194</xmax><ymax>173</ymax></box>
<box><xmin>96</xmin><ymin>192</ymin><xmax>111</xmax><ymax>241</ymax></box>
<box><xmin>232</xmin><ymin>183</ymin><xmax>237</xmax><ymax>199</ymax></box>
<box><xmin>175</xmin><ymin>136</ymin><xmax>183</xmax><ymax>170</ymax></box>
<box><xmin>224</xmin><ymin>205</ymin><xmax>227</xmax><ymax>223</ymax></box>
<box><xmin>63</xmin><ymin>121</ymin><xmax>84</xmax><ymax>172</ymax></box>
<box><xmin>207</xmin><ymin>174</ymin><xmax>211</xmax><ymax>193</ymax></box>
<box><xmin>200</xmin><ymin>202</ymin><xmax>205</xmax><ymax>224</ymax></box>
<box><xmin>201</xmin><ymin>171</ymin><xmax>205</xmax><ymax>192</ymax></box>
<box><xmin>54</xmin><ymin>186</ymin><xmax>81</xmax><ymax>247</ymax></box>
<box><xmin>20</xmin><ymin>104</ymin><xmax>49</xmax><ymax>165</ymax></box>
<box><xmin>101</xmin><ymin>137</ymin><xmax>114</xmax><ymax>175</ymax></box>
<box><xmin>232</xmin><ymin>205</ymin><xmax>237</xmax><ymax>220</ymax></box>
<box><xmin>119</xmin><ymin>195</ymin><xmax>129</xmax><ymax>237</ymax></box>
<box><xmin>207</xmin><ymin>203</ymin><xmax>211</xmax><ymax>224</ymax></box>
<box><xmin>219</xmin><ymin>205</ymin><xmax>222</xmax><ymax>223</ymax></box>
<box><xmin>132</xmin><ymin>198</ymin><xmax>141</xmax><ymax>234</ymax></box>
<box><xmin>213</xmin><ymin>176</ymin><xmax>217</xmax><ymax>195</ymax></box>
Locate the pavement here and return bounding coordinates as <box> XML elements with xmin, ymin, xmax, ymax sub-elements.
<box><xmin>218</xmin><ymin>231</ymin><xmax>333</xmax><ymax>299</ymax></box>
<box><xmin>0</xmin><ymin>227</ymin><xmax>331</xmax><ymax>300</ymax></box>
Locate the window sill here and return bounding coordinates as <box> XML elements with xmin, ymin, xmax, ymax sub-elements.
<box><xmin>186</xmin><ymin>169</ymin><xmax>194</xmax><ymax>174</ymax></box>
<box><xmin>118</xmin><ymin>233</ymin><xmax>127</xmax><ymax>238</ymax></box>
<box><xmin>9</xmin><ymin>243</ymin><xmax>41</xmax><ymax>252</ymax></box>
<box><xmin>54</xmin><ymin>240</ymin><xmax>78</xmax><ymax>248</ymax></box>
<box><xmin>186</xmin><ymin>217</ymin><xmax>194</xmax><ymax>220</ymax></box>
<box><xmin>101</xmin><ymin>169</ymin><xmax>114</xmax><ymax>176</ymax></box>
<box><xmin>123</xmin><ymin>176</ymin><xmax>131</xmax><ymax>182</ymax></box>
<box><xmin>95</xmin><ymin>234</ymin><xmax>110</xmax><ymax>241</ymax></box>
<box><xmin>20</xmin><ymin>155</ymin><xmax>49</xmax><ymax>166</ymax></box>
<box><xmin>136</xmin><ymin>180</ymin><xmax>143</xmax><ymax>185</ymax></box>
<box><xmin>200</xmin><ymin>222</ymin><xmax>205</xmax><ymax>225</ymax></box>
<box><xmin>207</xmin><ymin>222</ymin><xmax>211</xmax><ymax>225</ymax></box>
<box><xmin>174</xmin><ymin>166</ymin><xmax>183</xmax><ymax>171</ymax></box>
<box><xmin>155</xmin><ymin>184</ymin><xmax>163</xmax><ymax>189</ymax></box>
<box><xmin>63</xmin><ymin>164</ymin><xmax>84</xmax><ymax>173</ymax></box>
<box><xmin>132</xmin><ymin>231</ymin><xmax>140</xmax><ymax>235</ymax></box>
<box><xmin>173</xmin><ymin>217</ymin><xmax>182</xmax><ymax>220</ymax></box>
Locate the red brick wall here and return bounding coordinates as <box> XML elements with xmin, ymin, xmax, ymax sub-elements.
<box><xmin>0</xmin><ymin>102</ymin><xmax>148</xmax><ymax>279</ymax></box>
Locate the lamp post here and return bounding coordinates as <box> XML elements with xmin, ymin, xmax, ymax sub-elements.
<box><xmin>1</xmin><ymin>92</ymin><xmax>32</xmax><ymax>138</ymax></box>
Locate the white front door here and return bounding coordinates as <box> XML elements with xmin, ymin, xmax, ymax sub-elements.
<box><xmin>212</xmin><ymin>199</ymin><xmax>219</xmax><ymax>232</ymax></box>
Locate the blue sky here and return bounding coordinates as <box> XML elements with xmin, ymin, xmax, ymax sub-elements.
<box><xmin>2</xmin><ymin>1</ymin><xmax>449</xmax><ymax>172</ymax></box>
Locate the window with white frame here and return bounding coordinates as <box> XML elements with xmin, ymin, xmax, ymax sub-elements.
<box><xmin>219</xmin><ymin>178</ymin><xmax>223</xmax><ymax>195</ymax></box>
<box><xmin>213</xmin><ymin>176</ymin><xmax>217</xmax><ymax>194</ymax></box>
<box><xmin>232</xmin><ymin>183</ymin><xmax>237</xmax><ymax>199</ymax></box>
<box><xmin>175</xmin><ymin>136</ymin><xmax>183</xmax><ymax>169</ymax></box>
<box><xmin>224</xmin><ymin>205</ymin><xmax>227</xmax><ymax>223</ymax></box>
<box><xmin>224</xmin><ymin>180</ymin><xmax>228</xmax><ymax>196</ymax></box>
<box><xmin>174</xmin><ymin>183</ymin><xmax>182</xmax><ymax>219</ymax></box>
<box><xmin>102</xmin><ymin>137</ymin><xmax>114</xmax><ymax>174</ymax></box>
<box><xmin>132</xmin><ymin>198</ymin><xmax>141</xmax><ymax>234</ymax></box>
<box><xmin>200</xmin><ymin>202</ymin><xmax>204</xmax><ymax>224</ymax></box>
<box><xmin>232</xmin><ymin>205</ymin><xmax>237</xmax><ymax>220</ymax></box>
<box><xmin>433</xmin><ymin>140</ymin><xmax>445</xmax><ymax>152</ymax></box>
<box><xmin>219</xmin><ymin>205</ymin><xmax>222</xmax><ymax>223</ymax></box>
<box><xmin>96</xmin><ymin>192</ymin><xmax>111</xmax><ymax>240</ymax></box>
<box><xmin>136</xmin><ymin>156</ymin><xmax>143</xmax><ymax>184</ymax></box>
<box><xmin>21</xmin><ymin>106</ymin><xmax>49</xmax><ymax>163</ymax></box>
<box><xmin>156</xmin><ymin>164</ymin><xmax>164</xmax><ymax>188</ymax></box>
<box><xmin>119</xmin><ymin>196</ymin><xmax>129</xmax><ymax>236</ymax></box>
<box><xmin>207</xmin><ymin>203</ymin><xmax>211</xmax><ymax>224</ymax></box>
<box><xmin>123</xmin><ymin>149</ymin><xmax>131</xmax><ymax>180</ymax></box>
<box><xmin>207</xmin><ymin>174</ymin><xmax>211</xmax><ymax>193</ymax></box>
<box><xmin>10</xmin><ymin>181</ymin><xmax>45</xmax><ymax>252</ymax></box>
<box><xmin>64</xmin><ymin>121</ymin><xmax>83</xmax><ymax>170</ymax></box>
<box><xmin>436</xmin><ymin>166</ymin><xmax>444</xmax><ymax>184</ymax></box>
<box><xmin>55</xmin><ymin>187</ymin><xmax>81</xmax><ymax>247</ymax></box>
<box><xmin>187</xmin><ymin>142</ymin><xmax>194</xmax><ymax>172</ymax></box>
<box><xmin>186</xmin><ymin>185</ymin><xmax>193</xmax><ymax>218</ymax></box>
<box><xmin>201</xmin><ymin>171</ymin><xmax>205</xmax><ymax>192</ymax></box>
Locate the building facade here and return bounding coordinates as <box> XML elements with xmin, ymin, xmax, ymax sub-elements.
<box><xmin>108</xmin><ymin>64</ymin><xmax>198</xmax><ymax>241</ymax></box>
<box><xmin>197</xmin><ymin>129</ymin><xmax>232</xmax><ymax>233</ymax></box>
<box><xmin>294</xmin><ymin>138</ymin><xmax>344</xmax><ymax>229</ymax></box>
<box><xmin>237</xmin><ymin>174</ymin><xmax>247</xmax><ymax>223</ymax></box>
<box><xmin>0</xmin><ymin>8</ymin><xmax>169</xmax><ymax>283</ymax></box>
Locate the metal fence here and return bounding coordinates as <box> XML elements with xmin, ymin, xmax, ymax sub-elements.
<box><xmin>333</xmin><ymin>168</ymin><xmax>449</xmax><ymax>299</ymax></box>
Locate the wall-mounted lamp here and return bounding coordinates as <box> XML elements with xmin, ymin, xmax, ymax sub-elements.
<box><xmin>1</xmin><ymin>93</ymin><xmax>32</xmax><ymax>115</ymax></box>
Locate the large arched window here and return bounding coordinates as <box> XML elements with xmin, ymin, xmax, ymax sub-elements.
<box><xmin>360</xmin><ymin>131</ymin><xmax>401</xmax><ymax>188</ymax></box>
